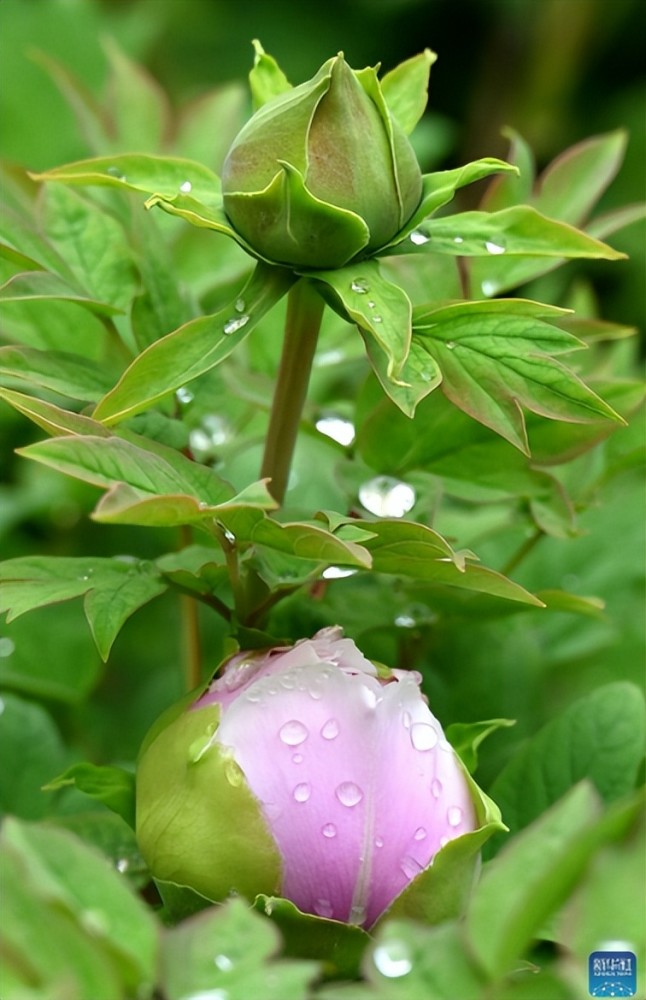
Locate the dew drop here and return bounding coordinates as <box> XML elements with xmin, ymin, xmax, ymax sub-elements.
<box><xmin>322</xmin><ymin>823</ymin><xmax>337</xmax><ymax>838</ymax></box>
<box><xmin>481</xmin><ymin>280</ymin><xmax>497</xmax><ymax>297</ymax></box>
<box><xmin>223</xmin><ymin>527</ymin><xmax>236</xmax><ymax>544</ymax></box>
<box><xmin>485</xmin><ymin>239</ymin><xmax>506</xmax><ymax>255</ymax></box>
<box><xmin>440</xmin><ymin>834</ymin><xmax>450</xmax><ymax>847</ymax></box>
<box><xmin>349</xmin><ymin>904</ymin><xmax>367</xmax><ymax>925</ymax></box>
<box><xmin>419</xmin><ymin>368</ymin><xmax>435</xmax><ymax>383</ymax></box>
<box><xmin>402</xmin><ymin>710</ymin><xmax>412</xmax><ymax>729</ymax></box>
<box><xmin>447</xmin><ymin>805</ymin><xmax>463</xmax><ymax>827</ymax></box>
<box><xmin>115</xmin><ymin>858</ymin><xmax>129</xmax><ymax>873</ymax></box>
<box><xmin>367</xmin><ymin>299</ymin><xmax>376</xmax><ymax>308</ymax></box>
<box><xmin>246</xmin><ymin>689</ymin><xmax>263</xmax><ymax>704</ymax></box>
<box><xmin>79</xmin><ymin>574</ymin><xmax>90</xmax><ymax>582</ymax></box>
<box><xmin>293</xmin><ymin>782</ymin><xmax>311</xmax><ymax>803</ymax></box>
<box><xmin>395</xmin><ymin>614</ymin><xmax>416</xmax><ymax>629</ymax></box>
<box><xmin>175</xmin><ymin>386</ymin><xmax>194</xmax><ymax>405</ymax></box>
<box><xmin>224</xmin><ymin>758</ymin><xmax>244</xmax><ymax>787</ymax></box>
<box><xmin>321</xmin><ymin>718</ymin><xmax>340</xmax><ymax>740</ymax></box>
<box><xmin>410</xmin><ymin>722</ymin><xmax>438</xmax><ymax>751</ymax></box>
<box><xmin>234</xmin><ymin>297</ymin><xmax>245</xmax><ymax>313</ymax></box>
<box><xmin>351</xmin><ymin>277</ymin><xmax>370</xmax><ymax>294</ymax></box>
<box><xmin>446</xmin><ymin>341</ymin><xmax>456</xmax><ymax>350</ymax></box>
<box><xmin>214</xmin><ymin>953</ymin><xmax>234</xmax><ymax>972</ymax></box>
<box><xmin>316</xmin><ymin>415</ymin><xmax>355</xmax><ymax>446</ymax></box>
<box><xmin>279</xmin><ymin>720</ymin><xmax>309</xmax><ymax>746</ymax></box>
<box><xmin>413</xmin><ymin>826</ymin><xmax>427</xmax><ymax>841</ymax></box>
<box><xmin>375</xmin><ymin>835</ymin><xmax>384</xmax><ymax>848</ymax></box>
<box><xmin>292</xmin><ymin>752</ymin><xmax>304</xmax><ymax>764</ymax></box>
<box><xmin>358</xmin><ymin>475</ymin><xmax>416</xmax><ymax>518</ymax></box>
<box><xmin>373</xmin><ymin>940</ymin><xmax>413</xmax><ymax>978</ymax></box>
<box><xmin>335</xmin><ymin>781</ymin><xmax>364</xmax><ymax>808</ymax></box>
<box><xmin>453</xmin><ymin>236</ymin><xmax>464</xmax><ymax>244</ymax></box>
<box><xmin>179</xmin><ymin>180</ymin><xmax>192</xmax><ymax>193</ymax></box>
<box><xmin>410</xmin><ymin>229</ymin><xmax>430</xmax><ymax>245</ymax></box>
<box><xmin>314</xmin><ymin>898</ymin><xmax>334</xmax><ymax>918</ymax></box>
<box><xmin>431</xmin><ymin>778</ymin><xmax>443</xmax><ymax>798</ymax></box>
<box><xmin>223</xmin><ymin>314</ymin><xmax>250</xmax><ymax>335</ymax></box>
<box><xmin>322</xmin><ymin>565</ymin><xmax>357</xmax><ymax>580</ymax></box>
<box><xmin>106</xmin><ymin>166</ymin><xmax>126</xmax><ymax>181</ymax></box>
<box><xmin>372</xmin><ymin>314</ymin><xmax>383</xmax><ymax>323</ymax></box>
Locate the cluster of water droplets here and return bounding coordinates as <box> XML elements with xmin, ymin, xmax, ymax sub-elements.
<box><xmin>350</xmin><ymin>277</ymin><xmax>383</xmax><ymax>323</ymax></box>
<box><xmin>358</xmin><ymin>475</ymin><xmax>416</xmax><ymax>518</ymax></box>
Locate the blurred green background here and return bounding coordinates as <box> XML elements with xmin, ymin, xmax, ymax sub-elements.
<box><xmin>0</xmin><ymin>0</ymin><xmax>644</xmax><ymax>786</ymax></box>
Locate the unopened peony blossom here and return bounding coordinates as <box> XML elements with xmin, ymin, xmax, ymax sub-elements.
<box><xmin>136</xmin><ymin>627</ymin><xmax>477</xmax><ymax>927</ymax></box>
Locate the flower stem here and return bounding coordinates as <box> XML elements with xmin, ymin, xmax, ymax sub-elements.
<box><xmin>261</xmin><ymin>279</ymin><xmax>324</xmax><ymax>505</ymax></box>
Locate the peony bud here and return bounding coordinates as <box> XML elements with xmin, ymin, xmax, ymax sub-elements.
<box><xmin>221</xmin><ymin>55</ymin><xmax>423</xmax><ymax>269</ymax></box>
<box><xmin>136</xmin><ymin>628</ymin><xmax>476</xmax><ymax>927</ymax></box>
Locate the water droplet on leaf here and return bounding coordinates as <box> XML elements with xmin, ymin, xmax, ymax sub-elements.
<box><xmin>179</xmin><ymin>180</ymin><xmax>192</xmax><ymax>193</ymax></box>
<box><xmin>453</xmin><ymin>236</ymin><xmax>464</xmax><ymax>244</ymax></box>
<box><xmin>485</xmin><ymin>239</ymin><xmax>506</xmax><ymax>255</ymax></box>
<box><xmin>373</xmin><ymin>940</ymin><xmax>413</xmax><ymax>978</ymax></box>
<box><xmin>358</xmin><ymin>476</ymin><xmax>416</xmax><ymax>518</ymax></box>
<box><xmin>175</xmin><ymin>386</ymin><xmax>194</xmax><ymax>405</ymax></box>
<box><xmin>410</xmin><ymin>229</ymin><xmax>430</xmax><ymax>245</ymax></box>
<box><xmin>223</xmin><ymin>314</ymin><xmax>250</xmax><ymax>335</ymax></box>
<box><xmin>351</xmin><ymin>277</ymin><xmax>370</xmax><ymax>293</ymax></box>
<box><xmin>316</xmin><ymin>415</ymin><xmax>355</xmax><ymax>446</ymax></box>
<box><xmin>213</xmin><ymin>954</ymin><xmax>234</xmax><ymax>972</ymax></box>
<box><xmin>446</xmin><ymin>341</ymin><xmax>456</xmax><ymax>350</ymax></box>
<box><xmin>322</xmin><ymin>566</ymin><xmax>357</xmax><ymax>580</ymax></box>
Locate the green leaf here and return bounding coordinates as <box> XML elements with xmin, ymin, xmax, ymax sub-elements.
<box><xmin>388</xmin><ymin>158</ymin><xmax>518</xmax><ymax>249</ymax></box>
<box><xmin>0</xmin><ymin>817</ymin><xmax>158</xmax><ymax>998</ymax></box>
<box><xmin>363</xmin><ymin>520</ymin><xmax>543</xmax><ymax>606</ymax></box>
<box><xmin>254</xmin><ymin>895</ymin><xmax>370</xmax><ymax>980</ymax></box>
<box><xmin>0</xmin><ymin>554</ymin><xmax>168</xmax><ymax>660</ymax></box>
<box><xmin>467</xmin><ymin>783</ymin><xmax>637</xmax><ymax>980</ymax></box>
<box><xmin>160</xmin><ymin>898</ymin><xmax>318</xmax><ymax>1000</ymax></box>
<box><xmin>533</xmin><ymin>130</ymin><xmax>627</xmax><ymax>227</ymax></box>
<box><xmin>103</xmin><ymin>39</ymin><xmax>170</xmax><ymax>152</ymax></box>
<box><xmin>0</xmin><ymin>204</ymin><xmax>78</xmax><ymax>279</ymax></box>
<box><xmin>412</xmin><ymin>299</ymin><xmax>622</xmax><ymax>452</ymax></box>
<box><xmin>311</xmin><ymin>259</ymin><xmax>412</xmax><ymax>380</ymax></box>
<box><xmin>360</xmin><ymin>333</ymin><xmax>442</xmax><ymax>417</ymax></box>
<box><xmin>0</xmin><ymin>345</ymin><xmax>115</xmax><ymax>401</ymax></box>
<box><xmin>0</xmin><ymin>387</ymin><xmax>113</xmax><ymax>437</ymax></box>
<box><xmin>445</xmin><ymin>719</ymin><xmax>516</xmax><ymax>773</ymax></box>
<box><xmin>30</xmin><ymin>48</ymin><xmax>111</xmax><ymax>154</ymax></box>
<box><xmin>381</xmin><ymin>49</ymin><xmax>437</xmax><ymax>135</ymax></box>
<box><xmin>487</xmin><ymin>683</ymin><xmax>646</xmax><ymax>850</ymax></box>
<box><xmin>249</xmin><ymin>39</ymin><xmax>292</xmax><ymax>110</ymax></box>
<box><xmin>44</xmin><ymin>763</ymin><xmax>136</xmax><ymax>829</ymax></box>
<box><xmin>0</xmin><ymin>270</ymin><xmax>123</xmax><ymax>315</ymax></box>
<box><xmin>418</xmin><ymin>205</ymin><xmax>626</xmax><ymax>264</ymax></box>
<box><xmin>92</xmin><ymin>262</ymin><xmax>295</xmax><ymax>423</ymax></box>
<box><xmin>40</xmin><ymin>184</ymin><xmax>137</xmax><ymax>310</ymax></box>
<box><xmin>156</xmin><ymin>545</ymin><xmax>228</xmax><ymax>595</ymax></box>
<box><xmin>0</xmin><ymin>693</ymin><xmax>69</xmax><ymax>820</ymax></box>
<box><xmin>480</xmin><ymin>128</ymin><xmax>535</xmax><ymax>212</ymax></box>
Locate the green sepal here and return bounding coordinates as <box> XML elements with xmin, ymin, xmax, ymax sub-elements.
<box><xmin>249</xmin><ymin>39</ymin><xmax>292</xmax><ymax>110</ymax></box>
<box><xmin>225</xmin><ymin>162</ymin><xmax>370</xmax><ymax>269</ymax></box>
<box><xmin>381</xmin><ymin>49</ymin><xmax>437</xmax><ymax>135</ymax></box>
<box><xmin>136</xmin><ymin>703</ymin><xmax>282</xmax><ymax>903</ymax></box>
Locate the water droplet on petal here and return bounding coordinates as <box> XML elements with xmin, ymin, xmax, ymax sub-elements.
<box><xmin>373</xmin><ymin>940</ymin><xmax>413</xmax><ymax>978</ymax></box>
<box><xmin>279</xmin><ymin>720</ymin><xmax>309</xmax><ymax>746</ymax></box>
<box><xmin>293</xmin><ymin>782</ymin><xmax>311</xmax><ymax>803</ymax></box>
<box><xmin>335</xmin><ymin>781</ymin><xmax>363</xmax><ymax>807</ymax></box>
<box><xmin>410</xmin><ymin>229</ymin><xmax>430</xmax><ymax>245</ymax></box>
<box><xmin>402</xmin><ymin>710</ymin><xmax>412</xmax><ymax>729</ymax></box>
<box><xmin>292</xmin><ymin>752</ymin><xmax>304</xmax><ymax>764</ymax></box>
<box><xmin>322</xmin><ymin>823</ymin><xmax>337</xmax><ymax>838</ymax></box>
<box><xmin>213</xmin><ymin>953</ymin><xmax>234</xmax><ymax>972</ymax></box>
<box><xmin>410</xmin><ymin>722</ymin><xmax>438</xmax><ymax>751</ymax></box>
<box><xmin>413</xmin><ymin>826</ymin><xmax>427</xmax><ymax>841</ymax></box>
<box><xmin>246</xmin><ymin>689</ymin><xmax>263</xmax><ymax>704</ymax></box>
<box><xmin>314</xmin><ymin>898</ymin><xmax>334</xmax><ymax>918</ymax></box>
<box><xmin>400</xmin><ymin>854</ymin><xmax>424</xmax><ymax>880</ymax></box>
<box><xmin>321</xmin><ymin>718</ymin><xmax>340</xmax><ymax>740</ymax></box>
<box><xmin>358</xmin><ymin>476</ymin><xmax>416</xmax><ymax>518</ymax></box>
<box><xmin>431</xmin><ymin>778</ymin><xmax>443</xmax><ymax>798</ymax></box>
<box><xmin>485</xmin><ymin>239</ymin><xmax>506</xmax><ymax>255</ymax></box>
<box><xmin>349</xmin><ymin>904</ymin><xmax>367</xmax><ymax>924</ymax></box>
<box><xmin>179</xmin><ymin>180</ymin><xmax>192</xmax><ymax>193</ymax></box>
<box><xmin>447</xmin><ymin>805</ymin><xmax>463</xmax><ymax>827</ymax></box>
<box><xmin>351</xmin><ymin>277</ymin><xmax>370</xmax><ymax>293</ymax></box>
<box><xmin>375</xmin><ymin>835</ymin><xmax>384</xmax><ymax>848</ymax></box>
<box><xmin>223</xmin><ymin>314</ymin><xmax>250</xmax><ymax>335</ymax></box>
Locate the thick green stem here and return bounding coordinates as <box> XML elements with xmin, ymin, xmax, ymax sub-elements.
<box><xmin>261</xmin><ymin>279</ymin><xmax>325</xmax><ymax>505</ymax></box>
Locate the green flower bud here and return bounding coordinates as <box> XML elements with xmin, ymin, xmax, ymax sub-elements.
<box><xmin>221</xmin><ymin>55</ymin><xmax>423</xmax><ymax>269</ymax></box>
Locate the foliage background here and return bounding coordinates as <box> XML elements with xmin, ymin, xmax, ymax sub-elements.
<box><xmin>0</xmin><ymin>1</ymin><xmax>644</xmax><ymax>998</ymax></box>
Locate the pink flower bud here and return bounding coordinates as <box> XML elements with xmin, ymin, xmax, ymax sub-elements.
<box><xmin>137</xmin><ymin>627</ymin><xmax>476</xmax><ymax>927</ymax></box>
